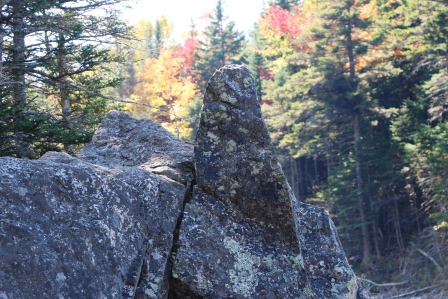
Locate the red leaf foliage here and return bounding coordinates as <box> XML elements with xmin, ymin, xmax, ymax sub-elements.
<box><xmin>258</xmin><ymin>66</ymin><xmax>274</xmax><ymax>80</ymax></box>
<box><xmin>260</xmin><ymin>99</ymin><xmax>274</xmax><ymax>105</ymax></box>
<box><xmin>172</xmin><ymin>37</ymin><xmax>199</xmax><ymax>75</ymax></box>
<box><xmin>262</xmin><ymin>5</ymin><xmax>303</xmax><ymax>38</ymax></box>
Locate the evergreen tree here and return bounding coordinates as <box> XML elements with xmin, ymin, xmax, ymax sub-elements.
<box><xmin>0</xmin><ymin>0</ymin><xmax>130</xmax><ymax>157</ymax></box>
<box><xmin>308</xmin><ymin>0</ymin><xmax>377</xmax><ymax>266</ymax></box>
<box><xmin>247</xmin><ymin>25</ymin><xmax>266</xmax><ymax>101</ymax></box>
<box><xmin>269</xmin><ymin>0</ymin><xmax>299</xmax><ymax>10</ymax></box>
<box><xmin>194</xmin><ymin>0</ymin><xmax>245</xmax><ymax>88</ymax></box>
<box><xmin>389</xmin><ymin>0</ymin><xmax>448</xmax><ymax>223</ymax></box>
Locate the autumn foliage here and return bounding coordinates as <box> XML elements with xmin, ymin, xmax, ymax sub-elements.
<box><xmin>128</xmin><ymin>46</ymin><xmax>198</xmax><ymax>138</ymax></box>
<box><xmin>259</xmin><ymin>5</ymin><xmax>312</xmax><ymax>41</ymax></box>
<box><xmin>172</xmin><ymin>37</ymin><xmax>200</xmax><ymax>76</ymax></box>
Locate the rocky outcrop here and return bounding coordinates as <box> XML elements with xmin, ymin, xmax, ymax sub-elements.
<box><xmin>0</xmin><ymin>66</ymin><xmax>369</xmax><ymax>299</ymax></box>
<box><xmin>0</xmin><ymin>112</ymin><xmax>194</xmax><ymax>299</ymax></box>
<box><xmin>171</xmin><ymin>65</ymin><xmax>369</xmax><ymax>299</ymax></box>
<box><xmin>77</xmin><ymin>111</ymin><xmax>193</xmax><ymax>185</ymax></box>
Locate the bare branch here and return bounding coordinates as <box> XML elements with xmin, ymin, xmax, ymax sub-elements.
<box><xmin>415</xmin><ymin>248</ymin><xmax>443</xmax><ymax>272</ymax></box>
<box><xmin>358</xmin><ymin>278</ymin><xmax>409</xmax><ymax>287</ymax></box>
<box><xmin>66</xmin><ymin>82</ymin><xmax>169</xmax><ymax>112</ymax></box>
<box><xmin>385</xmin><ymin>284</ymin><xmax>441</xmax><ymax>299</ymax></box>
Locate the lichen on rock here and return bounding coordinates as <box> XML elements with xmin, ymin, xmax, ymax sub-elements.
<box><xmin>0</xmin><ymin>112</ymin><xmax>194</xmax><ymax>299</ymax></box>
<box><xmin>171</xmin><ymin>65</ymin><xmax>370</xmax><ymax>299</ymax></box>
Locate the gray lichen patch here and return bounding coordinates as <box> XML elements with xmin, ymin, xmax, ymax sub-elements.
<box><xmin>224</xmin><ymin>237</ymin><xmax>261</xmax><ymax>297</ymax></box>
<box><xmin>206</xmin><ymin>131</ymin><xmax>220</xmax><ymax>143</ymax></box>
<box><xmin>238</xmin><ymin>127</ymin><xmax>249</xmax><ymax>134</ymax></box>
<box><xmin>249</xmin><ymin>161</ymin><xmax>264</xmax><ymax>175</ymax></box>
<box><xmin>226</xmin><ymin>139</ymin><xmax>237</xmax><ymax>152</ymax></box>
<box><xmin>221</xmin><ymin>92</ymin><xmax>238</xmax><ymax>105</ymax></box>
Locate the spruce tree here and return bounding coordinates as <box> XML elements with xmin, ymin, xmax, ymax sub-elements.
<box><xmin>247</xmin><ymin>25</ymin><xmax>266</xmax><ymax>101</ymax></box>
<box><xmin>194</xmin><ymin>0</ymin><xmax>245</xmax><ymax>88</ymax></box>
<box><xmin>0</xmin><ymin>0</ymin><xmax>131</xmax><ymax>157</ymax></box>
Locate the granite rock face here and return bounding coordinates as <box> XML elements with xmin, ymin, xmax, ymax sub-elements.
<box><xmin>0</xmin><ymin>112</ymin><xmax>194</xmax><ymax>299</ymax></box>
<box><xmin>77</xmin><ymin>111</ymin><xmax>194</xmax><ymax>185</ymax></box>
<box><xmin>171</xmin><ymin>65</ymin><xmax>369</xmax><ymax>299</ymax></box>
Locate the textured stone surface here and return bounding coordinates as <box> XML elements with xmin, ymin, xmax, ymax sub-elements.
<box><xmin>77</xmin><ymin>111</ymin><xmax>194</xmax><ymax>185</ymax></box>
<box><xmin>0</xmin><ymin>112</ymin><xmax>194</xmax><ymax>299</ymax></box>
<box><xmin>172</xmin><ymin>65</ymin><xmax>369</xmax><ymax>299</ymax></box>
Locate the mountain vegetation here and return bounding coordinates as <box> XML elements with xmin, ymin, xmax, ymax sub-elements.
<box><xmin>0</xmin><ymin>0</ymin><xmax>130</xmax><ymax>157</ymax></box>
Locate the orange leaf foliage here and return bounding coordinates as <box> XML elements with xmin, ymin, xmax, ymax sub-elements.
<box><xmin>128</xmin><ymin>49</ymin><xmax>198</xmax><ymax>138</ymax></box>
<box><xmin>343</xmin><ymin>57</ymin><xmax>370</xmax><ymax>72</ymax></box>
<box><xmin>359</xmin><ymin>0</ymin><xmax>378</xmax><ymax>20</ymax></box>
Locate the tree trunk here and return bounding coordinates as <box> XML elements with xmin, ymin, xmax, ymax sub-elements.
<box><xmin>0</xmin><ymin>30</ymin><xmax>4</xmax><ymax>69</ymax></box>
<box><xmin>57</xmin><ymin>34</ymin><xmax>73</xmax><ymax>153</ymax></box>
<box><xmin>394</xmin><ymin>197</ymin><xmax>405</xmax><ymax>253</ymax></box>
<box><xmin>347</xmin><ymin>6</ymin><xmax>356</xmax><ymax>80</ymax></box>
<box><xmin>11</xmin><ymin>1</ymin><xmax>26</xmax><ymax>109</ymax></box>
<box><xmin>354</xmin><ymin>114</ymin><xmax>372</xmax><ymax>266</ymax></box>
<box><xmin>290</xmin><ymin>156</ymin><xmax>296</xmax><ymax>198</ymax></box>
<box><xmin>304</xmin><ymin>156</ymin><xmax>309</xmax><ymax>198</ymax></box>
<box><xmin>414</xmin><ymin>195</ymin><xmax>421</xmax><ymax>234</ymax></box>
<box><xmin>370</xmin><ymin>199</ymin><xmax>381</xmax><ymax>258</ymax></box>
<box><xmin>298</xmin><ymin>156</ymin><xmax>304</xmax><ymax>198</ymax></box>
<box><xmin>347</xmin><ymin>7</ymin><xmax>372</xmax><ymax>266</ymax></box>
<box><xmin>217</xmin><ymin>0</ymin><xmax>225</xmax><ymax>68</ymax></box>
<box><xmin>0</xmin><ymin>29</ymin><xmax>5</xmax><ymax>98</ymax></box>
<box><xmin>0</xmin><ymin>29</ymin><xmax>4</xmax><ymax>79</ymax></box>
<box><xmin>292</xmin><ymin>157</ymin><xmax>300</xmax><ymax>200</ymax></box>
<box><xmin>285</xmin><ymin>125</ymin><xmax>299</xmax><ymax>199</ymax></box>
<box><xmin>367</xmin><ymin>169</ymin><xmax>381</xmax><ymax>257</ymax></box>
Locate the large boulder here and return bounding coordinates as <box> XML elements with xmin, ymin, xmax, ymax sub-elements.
<box><xmin>0</xmin><ymin>112</ymin><xmax>194</xmax><ymax>299</ymax></box>
<box><xmin>171</xmin><ymin>65</ymin><xmax>369</xmax><ymax>299</ymax></box>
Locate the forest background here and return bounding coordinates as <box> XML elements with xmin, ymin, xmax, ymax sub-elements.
<box><xmin>1</xmin><ymin>0</ymin><xmax>447</xmax><ymax>297</ymax></box>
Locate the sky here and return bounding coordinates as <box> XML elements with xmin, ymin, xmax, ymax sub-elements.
<box><xmin>121</xmin><ymin>0</ymin><xmax>266</xmax><ymax>39</ymax></box>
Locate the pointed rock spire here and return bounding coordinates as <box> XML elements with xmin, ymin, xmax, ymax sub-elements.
<box><xmin>171</xmin><ymin>65</ymin><xmax>370</xmax><ymax>299</ymax></box>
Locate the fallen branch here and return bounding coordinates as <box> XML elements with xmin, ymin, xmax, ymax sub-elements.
<box><xmin>358</xmin><ymin>278</ymin><xmax>408</xmax><ymax>287</ymax></box>
<box><xmin>415</xmin><ymin>247</ymin><xmax>443</xmax><ymax>272</ymax></box>
<box><xmin>385</xmin><ymin>284</ymin><xmax>440</xmax><ymax>299</ymax></box>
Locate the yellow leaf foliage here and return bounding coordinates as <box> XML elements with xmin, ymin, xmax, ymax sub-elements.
<box><xmin>131</xmin><ymin>17</ymin><xmax>175</xmax><ymax>64</ymax></box>
<box><xmin>358</xmin><ymin>0</ymin><xmax>378</xmax><ymax>20</ymax></box>
<box><xmin>127</xmin><ymin>49</ymin><xmax>198</xmax><ymax>138</ymax></box>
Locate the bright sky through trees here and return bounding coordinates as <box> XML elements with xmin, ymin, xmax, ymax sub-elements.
<box><xmin>122</xmin><ymin>0</ymin><xmax>265</xmax><ymax>38</ymax></box>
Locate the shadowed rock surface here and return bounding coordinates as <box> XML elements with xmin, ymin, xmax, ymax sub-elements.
<box><xmin>171</xmin><ymin>65</ymin><xmax>370</xmax><ymax>299</ymax></box>
<box><xmin>0</xmin><ymin>113</ymin><xmax>194</xmax><ymax>299</ymax></box>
